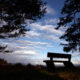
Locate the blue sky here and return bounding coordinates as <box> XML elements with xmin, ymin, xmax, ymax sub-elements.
<box><xmin>0</xmin><ymin>0</ymin><xmax>80</xmax><ymax>65</ymax></box>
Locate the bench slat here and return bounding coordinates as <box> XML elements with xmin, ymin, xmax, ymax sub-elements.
<box><xmin>43</xmin><ymin>60</ymin><xmax>69</xmax><ymax>63</ymax></box>
<box><xmin>48</xmin><ymin>52</ymin><xmax>71</xmax><ymax>58</ymax></box>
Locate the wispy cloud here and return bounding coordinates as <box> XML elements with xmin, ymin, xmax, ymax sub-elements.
<box><xmin>46</xmin><ymin>5</ymin><xmax>56</xmax><ymax>15</ymax></box>
<box><xmin>0</xmin><ymin>19</ymin><xmax>7</xmax><ymax>27</ymax></box>
<box><xmin>28</xmin><ymin>21</ymin><xmax>65</xmax><ymax>45</ymax></box>
<box><xmin>30</xmin><ymin>22</ymin><xmax>64</xmax><ymax>37</ymax></box>
<box><xmin>14</xmin><ymin>50</ymin><xmax>38</xmax><ymax>55</ymax></box>
<box><xmin>43</xmin><ymin>35</ymin><xmax>60</xmax><ymax>42</ymax></box>
<box><xmin>0</xmin><ymin>53</ymin><xmax>40</xmax><ymax>65</ymax></box>
<box><xmin>45</xmin><ymin>18</ymin><xmax>58</xmax><ymax>24</ymax></box>
<box><xmin>17</xmin><ymin>40</ymin><xmax>49</xmax><ymax>46</ymax></box>
<box><xmin>25</xmin><ymin>31</ymin><xmax>40</xmax><ymax>39</ymax></box>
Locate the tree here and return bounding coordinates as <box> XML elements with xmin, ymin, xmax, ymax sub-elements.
<box><xmin>0</xmin><ymin>0</ymin><xmax>46</xmax><ymax>53</ymax></box>
<box><xmin>57</xmin><ymin>0</ymin><xmax>80</xmax><ymax>52</ymax></box>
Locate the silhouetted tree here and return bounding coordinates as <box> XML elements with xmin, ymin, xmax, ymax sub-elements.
<box><xmin>57</xmin><ymin>0</ymin><xmax>80</xmax><ymax>52</ymax></box>
<box><xmin>0</xmin><ymin>0</ymin><xmax>46</xmax><ymax>53</ymax></box>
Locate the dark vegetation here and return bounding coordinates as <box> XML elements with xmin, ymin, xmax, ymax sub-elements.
<box><xmin>0</xmin><ymin>0</ymin><xmax>46</xmax><ymax>53</ymax></box>
<box><xmin>0</xmin><ymin>58</ymin><xmax>80</xmax><ymax>80</ymax></box>
<box><xmin>57</xmin><ymin>0</ymin><xmax>80</xmax><ymax>52</ymax></box>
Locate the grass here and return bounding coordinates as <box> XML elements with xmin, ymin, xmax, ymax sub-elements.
<box><xmin>0</xmin><ymin>59</ymin><xmax>80</xmax><ymax>80</ymax></box>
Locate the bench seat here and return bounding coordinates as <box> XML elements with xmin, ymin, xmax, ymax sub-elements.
<box><xmin>43</xmin><ymin>60</ymin><xmax>69</xmax><ymax>63</ymax></box>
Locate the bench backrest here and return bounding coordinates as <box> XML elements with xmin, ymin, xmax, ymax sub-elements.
<box><xmin>47</xmin><ymin>52</ymin><xmax>71</xmax><ymax>61</ymax></box>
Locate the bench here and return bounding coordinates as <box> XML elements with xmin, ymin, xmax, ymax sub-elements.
<box><xmin>43</xmin><ymin>52</ymin><xmax>74</xmax><ymax>70</ymax></box>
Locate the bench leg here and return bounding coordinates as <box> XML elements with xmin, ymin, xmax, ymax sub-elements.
<box><xmin>64</xmin><ymin>62</ymin><xmax>75</xmax><ymax>69</ymax></box>
<box><xmin>46</xmin><ymin>61</ymin><xmax>55</xmax><ymax>71</ymax></box>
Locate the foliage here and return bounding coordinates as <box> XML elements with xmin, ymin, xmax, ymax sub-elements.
<box><xmin>0</xmin><ymin>0</ymin><xmax>46</xmax><ymax>53</ymax></box>
<box><xmin>57</xmin><ymin>0</ymin><xmax>80</xmax><ymax>52</ymax></box>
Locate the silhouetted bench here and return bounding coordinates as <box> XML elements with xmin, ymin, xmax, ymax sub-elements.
<box><xmin>43</xmin><ymin>52</ymin><xmax>74</xmax><ymax>70</ymax></box>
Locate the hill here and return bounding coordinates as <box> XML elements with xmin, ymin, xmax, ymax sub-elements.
<box><xmin>0</xmin><ymin>58</ymin><xmax>80</xmax><ymax>80</ymax></box>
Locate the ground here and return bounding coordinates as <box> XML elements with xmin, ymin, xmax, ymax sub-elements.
<box><xmin>0</xmin><ymin>59</ymin><xmax>80</xmax><ymax>80</ymax></box>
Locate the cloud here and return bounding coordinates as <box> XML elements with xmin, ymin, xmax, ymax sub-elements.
<box><xmin>17</xmin><ymin>40</ymin><xmax>51</xmax><ymax>47</ymax></box>
<box><xmin>43</xmin><ymin>35</ymin><xmax>60</xmax><ymax>42</ymax></box>
<box><xmin>0</xmin><ymin>37</ymin><xmax>53</xmax><ymax>57</ymax></box>
<box><xmin>45</xmin><ymin>18</ymin><xmax>58</xmax><ymax>24</ymax></box>
<box><xmin>29</xmin><ymin>22</ymin><xmax>65</xmax><ymax>44</ymax></box>
<box><xmin>0</xmin><ymin>52</ymin><xmax>47</xmax><ymax>65</ymax></box>
<box><xmin>0</xmin><ymin>19</ymin><xmax>7</xmax><ymax>27</ymax></box>
<box><xmin>0</xmin><ymin>20</ymin><xmax>64</xmax><ymax>55</ymax></box>
<box><xmin>25</xmin><ymin>31</ymin><xmax>40</xmax><ymax>38</ymax></box>
<box><xmin>14</xmin><ymin>50</ymin><xmax>38</xmax><ymax>55</ymax></box>
<box><xmin>30</xmin><ymin>22</ymin><xmax>64</xmax><ymax>36</ymax></box>
<box><xmin>46</xmin><ymin>5</ymin><xmax>56</xmax><ymax>15</ymax></box>
<box><xmin>71</xmin><ymin>54</ymin><xmax>80</xmax><ymax>65</ymax></box>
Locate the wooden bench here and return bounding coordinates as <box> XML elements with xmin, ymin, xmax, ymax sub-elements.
<box><xmin>43</xmin><ymin>52</ymin><xmax>74</xmax><ymax>70</ymax></box>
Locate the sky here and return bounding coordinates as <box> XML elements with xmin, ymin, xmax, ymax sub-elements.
<box><xmin>0</xmin><ymin>0</ymin><xmax>80</xmax><ymax>65</ymax></box>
